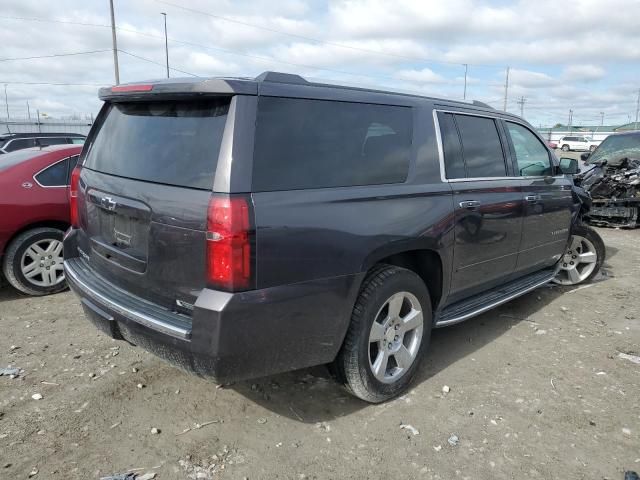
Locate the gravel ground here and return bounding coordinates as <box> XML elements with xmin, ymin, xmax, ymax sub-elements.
<box><xmin>0</xmin><ymin>227</ymin><xmax>638</xmax><ymax>480</ymax></box>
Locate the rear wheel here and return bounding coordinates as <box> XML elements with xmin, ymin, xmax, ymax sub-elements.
<box><xmin>590</xmin><ymin>145</ymin><xmax>597</xmax><ymax>152</ymax></box>
<box><xmin>2</xmin><ymin>228</ymin><xmax>67</xmax><ymax>296</ymax></box>
<box><xmin>335</xmin><ymin>265</ymin><xmax>432</xmax><ymax>403</ymax></box>
<box><xmin>553</xmin><ymin>225</ymin><xmax>605</xmax><ymax>285</ymax></box>
<box><xmin>561</xmin><ymin>144</ymin><xmax>570</xmax><ymax>152</ymax></box>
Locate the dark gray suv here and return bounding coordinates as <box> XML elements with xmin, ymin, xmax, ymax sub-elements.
<box><xmin>63</xmin><ymin>72</ymin><xmax>604</xmax><ymax>402</ymax></box>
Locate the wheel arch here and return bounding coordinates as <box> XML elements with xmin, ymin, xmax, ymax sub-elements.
<box><xmin>361</xmin><ymin>242</ymin><xmax>445</xmax><ymax>315</ymax></box>
<box><xmin>1</xmin><ymin>220</ymin><xmax>69</xmax><ymax>257</ymax></box>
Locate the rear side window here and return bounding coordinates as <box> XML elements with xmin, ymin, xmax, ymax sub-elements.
<box><xmin>36</xmin><ymin>158</ymin><xmax>69</xmax><ymax>187</ymax></box>
<box><xmin>70</xmin><ymin>138</ymin><xmax>85</xmax><ymax>144</ymax></box>
<box><xmin>252</xmin><ymin>97</ymin><xmax>412</xmax><ymax>191</ymax></box>
<box><xmin>454</xmin><ymin>114</ymin><xmax>507</xmax><ymax>178</ymax></box>
<box><xmin>84</xmin><ymin>100</ymin><xmax>230</xmax><ymax>190</ymax></box>
<box><xmin>437</xmin><ymin>112</ymin><xmax>507</xmax><ymax>179</ymax></box>
<box><xmin>38</xmin><ymin>137</ymin><xmax>68</xmax><ymax>147</ymax></box>
<box><xmin>5</xmin><ymin>138</ymin><xmax>36</xmax><ymax>152</ymax></box>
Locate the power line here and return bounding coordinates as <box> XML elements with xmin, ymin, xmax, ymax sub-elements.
<box><xmin>0</xmin><ymin>81</ymin><xmax>106</xmax><ymax>86</ymax></box>
<box><xmin>0</xmin><ymin>49</ymin><xmax>111</xmax><ymax>62</ymax></box>
<box><xmin>118</xmin><ymin>49</ymin><xmax>197</xmax><ymax>77</ymax></box>
<box><xmin>155</xmin><ymin>0</ymin><xmax>503</xmax><ymax>69</ymax></box>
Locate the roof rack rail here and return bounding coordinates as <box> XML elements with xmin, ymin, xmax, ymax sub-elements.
<box><xmin>472</xmin><ymin>100</ymin><xmax>494</xmax><ymax>109</ymax></box>
<box><xmin>255</xmin><ymin>71</ymin><xmax>308</xmax><ymax>85</ymax></box>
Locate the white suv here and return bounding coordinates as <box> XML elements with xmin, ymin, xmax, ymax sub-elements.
<box><xmin>557</xmin><ymin>136</ymin><xmax>600</xmax><ymax>152</ymax></box>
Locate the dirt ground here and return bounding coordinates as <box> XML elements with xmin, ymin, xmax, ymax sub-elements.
<box><xmin>1</xmin><ymin>227</ymin><xmax>638</xmax><ymax>480</ymax></box>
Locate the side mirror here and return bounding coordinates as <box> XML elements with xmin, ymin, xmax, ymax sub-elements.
<box><xmin>581</xmin><ymin>152</ymin><xmax>591</xmax><ymax>161</ymax></box>
<box><xmin>559</xmin><ymin>157</ymin><xmax>579</xmax><ymax>175</ymax></box>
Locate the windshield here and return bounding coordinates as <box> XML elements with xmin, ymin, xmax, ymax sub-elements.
<box><xmin>588</xmin><ymin>134</ymin><xmax>640</xmax><ymax>165</ymax></box>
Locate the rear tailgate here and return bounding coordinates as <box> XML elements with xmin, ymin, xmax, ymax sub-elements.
<box><xmin>74</xmin><ymin>98</ymin><xmax>231</xmax><ymax>310</ymax></box>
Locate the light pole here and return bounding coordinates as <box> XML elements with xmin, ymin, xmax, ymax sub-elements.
<box><xmin>3</xmin><ymin>84</ymin><xmax>8</xmax><ymax>120</ymax></box>
<box><xmin>161</xmin><ymin>12</ymin><xmax>169</xmax><ymax>78</ymax></box>
<box><xmin>463</xmin><ymin>63</ymin><xmax>468</xmax><ymax>100</ymax></box>
<box><xmin>109</xmin><ymin>0</ymin><xmax>120</xmax><ymax>84</ymax></box>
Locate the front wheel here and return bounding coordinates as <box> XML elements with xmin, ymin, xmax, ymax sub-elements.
<box><xmin>553</xmin><ymin>225</ymin><xmax>605</xmax><ymax>285</ymax></box>
<box><xmin>561</xmin><ymin>144</ymin><xmax>570</xmax><ymax>152</ymax></box>
<box><xmin>335</xmin><ymin>265</ymin><xmax>432</xmax><ymax>403</ymax></box>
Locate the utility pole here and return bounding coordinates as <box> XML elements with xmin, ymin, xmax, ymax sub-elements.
<box><xmin>463</xmin><ymin>63</ymin><xmax>468</xmax><ymax>100</ymax></box>
<box><xmin>517</xmin><ymin>96</ymin><xmax>526</xmax><ymax>117</ymax></box>
<box><xmin>503</xmin><ymin>66</ymin><xmax>510</xmax><ymax>111</ymax></box>
<box><xmin>161</xmin><ymin>12</ymin><xmax>170</xmax><ymax>78</ymax></box>
<box><xmin>109</xmin><ymin>0</ymin><xmax>120</xmax><ymax>85</ymax></box>
<box><xmin>3</xmin><ymin>84</ymin><xmax>8</xmax><ymax>120</ymax></box>
<box><xmin>27</xmin><ymin>100</ymin><xmax>31</xmax><ymax>120</ymax></box>
<box><xmin>36</xmin><ymin>109</ymin><xmax>41</xmax><ymax>133</ymax></box>
<box><xmin>568</xmin><ymin>109</ymin><xmax>573</xmax><ymax>132</ymax></box>
<box><xmin>600</xmin><ymin>111</ymin><xmax>604</xmax><ymax>127</ymax></box>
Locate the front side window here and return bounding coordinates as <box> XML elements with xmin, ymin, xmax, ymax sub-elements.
<box><xmin>506</xmin><ymin>122</ymin><xmax>552</xmax><ymax>176</ymax></box>
<box><xmin>35</xmin><ymin>158</ymin><xmax>69</xmax><ymax>187</ymax></box>
<box><xmin>253</xmin><ymin>97</ymin><xmax>412</xmax><ymax>191</ymax></box>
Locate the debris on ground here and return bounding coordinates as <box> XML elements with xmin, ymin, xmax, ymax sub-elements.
<box><xmin>448</xmin><ymin>434</ymin><xmax>459</xmax><ymax>446</ymax></box>
<box><xmin>400</xmin><ymin>424</ymin><xmax>420</xmax><ymax>436</ymax></box>
<box><xmin>618</xmin><ymin>352</ymin><xmax>640</xmax><ymax>365</ymax></box>
<box><xmin>28</xmin><ymin>467</ymin><xmax>38</xmax><ymax>477</ymax></box>
<box><xmin>0</xmin><ymin>367</ymin><xmax>20</xmax><ymax>377</ymax></box>
<box><xmin>175</xmin><ymin>419</ymin><xmax>220</xmax><ymax>436</ymax></box>
<box><xmin>99</xmin><ymin>473</ymin><xmax>137</xmax><ymax>480</ymax></box>
<box><xmin>257</xmin><ymin>418</ymin><xmax>267</xmax><ymax>424</ymax></box>
<box><xmin>137</xmin><ymin>473</ymin><xmax>156</xmax><ymax>480</ymax></box>
<box><xmin>433</xmin><ymin>445</ymin><xmax>442</xmax><ymax>452</ymax></box>
<box><xmin>442</xmin><ymin>385</ymin><xmax>450</xmax><ymax>394</ymax></box>
<box><xmin>150</xmin><ymin>427</ymin><xmax>160</xmax><ymax>435</ymax></box>
<box><xmin>31</xmin><ymin>393</ymin><xmax>43</xmax><ymax>401</ymax></box>
<box><xmin>625</xmin><ymin>472</ymin><xmax>639</xmax><ymax>480</ymax></box>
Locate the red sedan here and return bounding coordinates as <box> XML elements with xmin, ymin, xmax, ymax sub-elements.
<box><xmin>0</xmin><ymin>145</ymin><xmax>82</xmax><ymax>295</ymax></box>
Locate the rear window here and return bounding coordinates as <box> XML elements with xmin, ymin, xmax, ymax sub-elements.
<box><xmin>252</xmin><ymin>97</ymin><xmax>412</xmax><ymax>191</ymax></box>
<box><xmin>83</xmin><ymin>99</ymin><xmax>230</xmax><ymax>190</ymax></box>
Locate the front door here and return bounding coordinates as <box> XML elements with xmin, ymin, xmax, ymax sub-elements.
<box><xmin>503</xmin><ymin>121</ymin><xmax>574</xmax><ymax>274</ymax></box>
<box><xmin>436</xmin><ymin>111</ymin><xmax>524</xmax><ymax>304</ymax></box>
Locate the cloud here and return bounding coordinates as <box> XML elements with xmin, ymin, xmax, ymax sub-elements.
<box><xmin>395</xmin><ymin>67</ymin><xmax>445</xmax><ymax>84</ymax></box>
<box><xmin>562</xmin><ymin>64</ymin><xmax>606</xmax><ymax>82</ymax></box>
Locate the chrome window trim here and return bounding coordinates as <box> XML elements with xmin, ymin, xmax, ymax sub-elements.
<box><xmin>433</xmin><ymin>109</ymin><xmax>565</xmax><ymax>182</ymax></box>
<box><xmin>32</xmin><ymin>155</ymin><xmax>78</xmax><ymax>188</ymax></box>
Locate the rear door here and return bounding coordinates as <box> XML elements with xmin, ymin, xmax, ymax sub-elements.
<box><xmin>503</xmin><ymin>121</ymin><xmax>573</xmax><ymax>273</ymax></box>
<box><xmin>436</xmin><ymin>111</ymin><xmax>524</xmax><ymax>303</ymax></box>
<box><xmin>75</xmin><ymin>97</ymin><xmax>231</xmax><ymax>309</ymax></box>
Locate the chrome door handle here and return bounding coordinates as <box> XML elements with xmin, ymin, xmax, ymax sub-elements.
<box><xmin>459</xmin><ymin>200</ymin><xmax>480</xmax><ymax>209</ymax></box>
<box><xmin>525</xmin><ymin>195</ymin><xmax>541</xmax><ymax>202</ymax></box>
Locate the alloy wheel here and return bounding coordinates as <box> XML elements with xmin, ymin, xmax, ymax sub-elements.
<box><xmin>20</xmin><ymin>239</ymin><xmax>65</xmax><ymax>287</ymax></box>
<box><xmin>554</xmin><ymin>234</ymin><xmax>598</xmax><ymax>285</ymax></box>
<box><xmin>368</xmin><ymin>291</ymin><xmax>424</xmax><ymax>384</ymax></box>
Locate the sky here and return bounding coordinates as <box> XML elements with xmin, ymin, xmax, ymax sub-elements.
<box><xmin>1</xmin><ymin>0</ymin><xmax>639</xmax><ymax>127</ymax></box>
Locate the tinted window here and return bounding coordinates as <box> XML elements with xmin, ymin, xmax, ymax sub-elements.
<box><xmin>84</xmin><ymin>100</ymin><xmax>230</xmax><ymax>190</ymax></box>
<box><xmin>38</xmin><ymin>137</ymin><xmax>68</xmax><ymax>146</ymax></box>
<box><xmin>454</xmin><ymin>114</ymin><xmax>506</xmax><ymax>177</ymax></box>
<box><xmin>253</xmin><ymin>97</ymin><xmax>412</xmax><ymax>191</ymax></box>
<box><xmin>438</xmin><ymin>112</ymin><xmax>465</xmax><ymax>179</ymax></box>
<box><xmin>70</xmin><ymin>138</ymin><xmax>85</xmax><ymax>144</ymax></box>
<box><xmin>506</xmin><ymin>122</ymin><xmax>552</xmax><ymax>176</ymax></box>
<box><xmin>36</xmin><ymin>158</ymin><xmax>69</xmax><ymax>186</ymax></box>
<box><xmin>5</xmin><ymin>138</ymin><xmax>36</xmax><ymax>152</ymax></box>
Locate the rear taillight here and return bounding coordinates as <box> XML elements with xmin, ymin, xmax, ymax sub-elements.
<box><xmin>69</xmin><ymin>166</ymin><xmax>82</xmax><ymax>227</ymax></box>
<box><xmin>206</xmin><ymin>195</ymin><xmax>254</xmax><ymax>291</ymax></box>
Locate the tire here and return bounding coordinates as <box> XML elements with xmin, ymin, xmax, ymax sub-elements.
<box><xmin>2</xmin><ymin>227</ymin><xmax>67</xmax><ymax>296</ymax></box>
<box><xmin>553</xmin><ymin>224</ymin><xmax>605</xmax><ymax>286</ymax></box>
<box><xmin>335</xmin><ymin>265</ymin><xmax>432</xmax><ymax>403</ymax></box>
<box><xmin>561</xmin><ymin>144</ymin><xmax>570</xmax><ymax>152</ymax></box>
<box><xmin>590</xmin><ymin>145</ymin><xmax>597</xmax><ymax>152</ymax></box>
